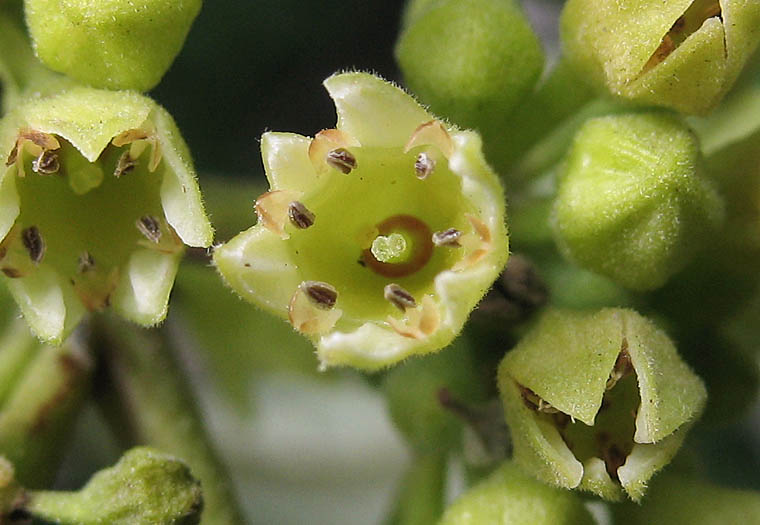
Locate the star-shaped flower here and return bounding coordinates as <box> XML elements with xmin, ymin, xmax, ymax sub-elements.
<box><xmin>214</xmin><ymin>72</ymin><xmax>508</xmax><ymax>370</ymax></box>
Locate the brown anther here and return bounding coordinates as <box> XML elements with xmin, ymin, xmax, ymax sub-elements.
<box><xmin>414</xmin><ymin>152</ymin><xmax>435</xmax><ymax>179</ymax></box>
<box><xmin>21</xmin><ymin>226</ymin><xmax>45</xmax><ymax>264</ymax></box>
<box><xmin>288</xmin><ymin>201</ymin><xmax>315</xmax><ymax>229</ymax></box>
<box><xmin>326</xmin><ymin>148</ymin><xmax>357</xmax><ymax>174</ymax></box>
<box><xmin>303</xmin><ymin>281</ymin><xmax>338</xmax><ymax>310</ymax></box>
<box><xmin>136</xmin><ymin>215</ymin><xmax>162</xmax><ymax>243</ymax></box>
<box><xmin>78</xmin><ymin>251</ymin><xmax>95</xmax><ymax>273</ymax></box>
<box><xmin>114</xmin><ymin>151</ymin><xmax>137</xmax><ymax>178</ymax></box>
<box><xmin>384</xmin><ymin>283</ymin><xmax>417</xmax><ymax>311</ymax></box>
<box><xmin>432</xmin><ymin>228</ymin><xmax>462</xmax><ymax>247</ymax></box>
<box><xmin>642</xmin><ymin>34</ymin><xmax>676</xmax><ymax>73</ymax></box>
<box><xmin>32</xmin><ymin>150</ymin><xmax>60</xmax><ymax>175</ymax></box>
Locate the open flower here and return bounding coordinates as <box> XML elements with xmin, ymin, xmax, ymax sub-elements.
<box><xmin>0</xmin><ymin>87</ymin><xmax>213</xmax><ymax>344</ymax></box>
<box><xmin>214</xmin><ymin>72</ymin><xmax>508</xmax><ymax>370</ymax></box>
<box><xmin>498</xmin><ymin>308</ymin><xmax>706</xmax><ymax>501</ymax></box>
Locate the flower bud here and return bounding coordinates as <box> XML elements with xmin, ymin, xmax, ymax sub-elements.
<box><xmin>214</xmin><ymin>72</ymin><xmax>509</xmax><ymax>370</ymax></box>
<box><xmin>561</xmin><ymin>0</ymin><xmax>760</xmax><ymax>114</ymax></box>
<box><xmin>497</xmin><ymin>308</ymin><xmax>706</xmax><ymax>501</ymax></box>
<box><xmin>552</xmin><ymin>112</ymin><xmax>724</xmax><ymax>291</ymax></box>
<box><xmin>0</xmin><ymin>87</ymin><xmax>213</xmax><ymax>344</ymax></box>
<box><xmin>24</xmin><ymin>0</ymin><xmax>202</xmax><ymax>91</ymax></box>
<box><xmin>396</xmin><ymin>0</ymin><xmax>544</xmax><ymax>139</ymax></box>
<box><xmin>0</xmin><ymin>8</ymin><xmax>70</xmax><ymax>115</ymax></box>
<box><xmin>439</xmin><ymin>461</ymin><xmax>596</xmax><ymax>525</ymax></box>
<box><xmin>27</xmin><ymin>447</ymin><xmax>203</xmax><ymax>524</ymax></box>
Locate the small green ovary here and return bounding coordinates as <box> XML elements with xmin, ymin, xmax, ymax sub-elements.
<box><xmin>288</xmin><ymin>145</ymin><xmax>473</xmax><ymax>324</ymax></box>
<box><xmin>371</xmin><ymin>233</ymin><xmax>408</xmax><ymax>263</ymax></box>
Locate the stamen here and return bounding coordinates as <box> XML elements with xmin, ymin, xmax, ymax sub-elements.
<box><xmin>387</xmin><ymin>295</ymin><xmax>440</xmax><ymax>339</ymax></box>
<box><xmin>32</xmin><ymin>150</ymin><xmax>60</xmax><ymax>175</ymax></box>
<box><xmin>414</xmin><ymin>152</ymin><xmax>435</xmax><ymax>179</ymax></box>
<box><xmin>288</xmin><ymin>201</ymin><xmax>315</xmax><ymax>229</ymax></box>
<box><xmin>384</xmin><ymin>283</ymin><xmax>417</xmax><ymax>311</ymax></box>
<box><xmin>21</xmin><ymin>226</ymin><xmax>45</xmax><ymax>264</ymax></box>
<box><xmin>308</xmin><ymin>128</ymin><xmax>361</xmax><ymax>176</ymax></box>
<box><xmin>326</xmin><ymin>148</ymin><xmax>357</xmax><ymax>174</ymax></box>
<box><xmin>78</xmin><ymin>251</ymin><xmax>95</xmax><ymax>273</ymax></box>
<box><xmin>432</xmin><ymin>228</ymin><xmax>462</xmax><ymax>247</ymax></box>
<box><xmin>136</xmin><ymin>215</ymin><xmax>162</xmax><ymax>243</ymax></box>
<box><xmin>404</xmin><ymin>120</ymin><xmax>454</xmax><ymax>158</ymax></box>
<box><xmin>114</xmin><ymin>151</ymin><xmax>137</xmax><ymax>178</ymax></box>
<box><xmin>255</xmin><ymin>190</ymin><xmax>302</xmax><ymax>239</ymax></box>
<box><xmin>289</xmin><ymin>281</ymin><xmax>343</xmax><ymax>334</ymax></box>
<box><xmin>303</xmin><ymin>280</ymin><xmax>338</xmax><ymax>310</ymax></box>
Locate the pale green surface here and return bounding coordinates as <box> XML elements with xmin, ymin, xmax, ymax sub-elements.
<box><xmin>625</xmin><ymin>312</ymin><xmax>706</xmax><ymax>443</ymax></box>
<box><xmin>215</xmin><ymin>72</ymin><xmax>508</xmax><ymax>370</ymax></box>
<box><xmin>561</xmin><ymin>0</ymin><xmax>760</xmax><ymax>114</ymax></box>
<box><xmin>29</xmin><ymin>447</ymin><xmax>202</xmax><ymax>524</ymax></box>
<box><xmin>25</xmin><ymin>0</ymin><xmax>202</xmax><ymax>91</ymax></box>
<box><xmin>0</xmin><ymin>88</ymin><xmax>211</xmax><ymax>343</ymax></box>
<box><xmin>382</xmin><ymin>337</ymin><xmax>486</xmax><ymax>452</ymax></box>
<box><xmin>501</xmin><ymin>309</ymin><xmax>623</xmax><ymax>425</ymax></box>
<box><xmin>614</xmin><ymin>473</ymin><xmax>760</xmax><ymax>524</ymax></box>
<box><xmin>553</xmin><ymin>113</ymin><xmax>724</xmax><ymax>291</ymax></box>
<box><xmin>438</xmin><ymin>462</ymin><xmax>595</xmax><ymax>525</ymax></box>
<box><xmin>497</xmin><ymin>376</ymin><xmax>583</xmax><ymax>489</ymax></box>
<box><xmin>396</xmin><ymin>0</ymin><xmax>544</xmax><ymax>139</ymax></box>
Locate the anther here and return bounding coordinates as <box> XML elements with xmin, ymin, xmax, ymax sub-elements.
<box><xmin>78</xmin><ymin>251</ymin><xmax>95</xmax><ymax>273</ymax></box>
<box><xmin>326</xmin><ymin>148</ymin><xmax>357</xmax><ymax>174</ymax></box>
<box><xmin>21</xmin><ymin>226</ymin><xmax>45</xmax><ymax>264</ymax></box>
<box><xmin>414</xmin><ymin>152</ymin><xmax>435</xmax><ymax>179</ymax></box>
<box><xmin>288</xmin><ymin>201</ymin><xmax>315</xmax><ymax>229</ymax></box>
<box><xmin>432</xmin><ymin>228</ymin><xmax>462</xmax><ymax>247</ymax></box>
<box><xmin>32</xmin><ymin>150</ymin><xmax>60</xmax><ymax>174</ymax></box>
<box><xmin>384</xmin><ymin>283</ymin><xmax>417</xmax><ymax>311</ymax></box>
<box><xmin>303</xmin><ymin>281</ymin><xmax>338</xmax><ymax>310</ymax></box>
<box><xmin>136</xmin><ymin>215</ymin><xmax>162</xmax><ymax>243</ymax></box>
<box><xmin>114</xmin><ymin>151</ymin><xmax>137</xmax><ymax>178</ymax></box>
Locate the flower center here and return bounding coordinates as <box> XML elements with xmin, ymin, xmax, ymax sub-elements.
<box><xmin>362</xmin><ymin>214</ymin><xmax>433</xmax><ymax>278</ymax></box>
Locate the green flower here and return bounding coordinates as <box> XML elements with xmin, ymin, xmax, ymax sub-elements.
<box><xmin>214</xmin><ymin>72</ymin><xmax>508</xmax><ymax>370</ymax></box>
<box><xmin>24</xmin><ymin>0</ymin><xmax>202</xmax><ymax>91</ymax></box>
<box><xmin>497</xmin><ymin>308</ymin><xmax>706</xmax><ymax>501</ymax></box>
<box><xmin>552</xmin><ymin>112</ymin><xmax>724</xmax><ymax>291</ymax></box>
<box><xmin>561</xmin><ymin>0</ymin><xmax>760</xmax><ymax>115</ymax></box>
<box><xmin>0</xmin><ymin>87</ymin><xmax>213</xmax><ymax>344</ymax></box>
